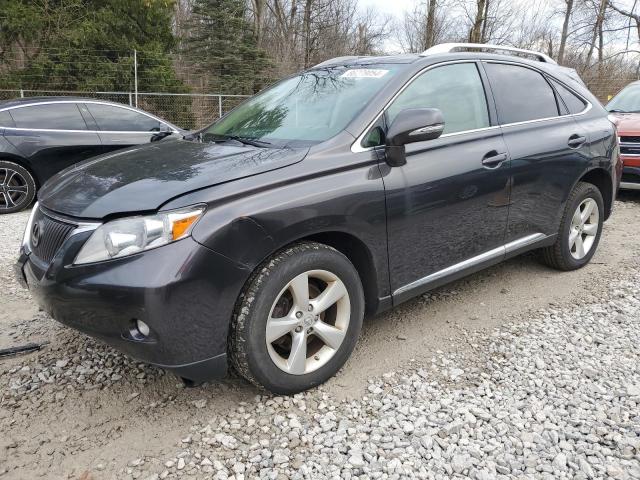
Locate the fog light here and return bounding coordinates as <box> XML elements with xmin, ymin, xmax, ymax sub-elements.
<box><xmin>135</xmin><ymin>319</ymin><xmax>150</xmax><ymax>337</ymax></box>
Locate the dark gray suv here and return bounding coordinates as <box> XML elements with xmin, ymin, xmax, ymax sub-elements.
<box><xmin>16</xmin><ymin>44</ymin><xmax>621</xmax><ymax>394</ymax></box>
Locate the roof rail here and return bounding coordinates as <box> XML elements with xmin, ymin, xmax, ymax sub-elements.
<box><xmin>421</xmin><ymin>43</ymin><xmax>557</xmax><ymax>65</ymax></box>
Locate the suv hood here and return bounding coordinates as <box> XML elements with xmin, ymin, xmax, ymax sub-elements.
<box><xmin>611</xmin><ymin>112</ymin><xmax>640</xmax><ymax>135</ymax></box>
<box><xmin>38</xmin><ymin>140</ymin><xmax>308</xmax><ymax>219</ymax></box>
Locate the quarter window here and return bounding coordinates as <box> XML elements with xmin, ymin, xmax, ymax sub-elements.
<box><xmin>550</xmin><ymin>79</ymin><xmax>587</xmax><ymax>115</ymax></box>
<box><xmin>9</xmin><ymin>104</ymin><xmax>87</xmax><ymax>130</ymax></box>
<box><xmin>86</xmin><ymin>104</ymin><xmax>162</xmax><ymax>132</ymax></box>
<box><xmin>484</xmin><ymin>63</ymin><xmax>559</xmax><ymax>124</ymax></box>
<box><xmin>386</xmin><ymin>63</ymin><xmax>490</xmax><ymax>135</ymax></box>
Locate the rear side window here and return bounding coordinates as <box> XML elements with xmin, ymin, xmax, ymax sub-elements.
<box><xmin>550</xmin><ymin>79</ymin><xmax>587</xmax><ymax>114</ymax></box>
<box><xmin>386</xmin><ymin>63</ymin><xmax>490</xmax><ymax>135</ymax></box>
<box><xmin>86</xmin><ymin>104</ymin><xmax>161</xmax><ymax>132</ymax></box>
<box><xmin>484</xmin><ymin>63</ymin><xmax>559</xmax><ymax>124</ymax></box>
<box><xmin>0</xmin><ymin>110</ymin><xmax>15</xmax><ymax>128</ymax></box>
<box><xmin>10</xmin><ymin>103</ymin><xmax>87</xmax><ymax>130</ymax></box>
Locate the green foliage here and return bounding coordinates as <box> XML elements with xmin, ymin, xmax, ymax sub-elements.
<box><xmin>0</xmin><ymin>0</ymin><xmax>186</xmax><ymax>93</ymax></box>
<box><xmin>184</xmin><ymin>0</ymin><xmax>272</xmax><ymax>94</ymax></box>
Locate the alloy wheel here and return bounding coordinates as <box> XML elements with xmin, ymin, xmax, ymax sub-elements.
<box><xmin>0</xmin><ymin>167</ymin><xmax>29</xmax><ymax>211</ymax></box>
<box><xmin>569</xmin><ymin>197</ymin><xmax>599</xmax><ymax>260</ymax></box>
<box><xmin>266</xmin><ymin>269</ymin><xmax>351</xmax><ymax>375</ymax></box>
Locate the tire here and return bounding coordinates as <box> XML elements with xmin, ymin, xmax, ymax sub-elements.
<box><xmin>229</xmin><ymin>242</ymin><xmax>364</xmax><ymax>394</ymax></box>
<box><xmin>540</xmin><ymin>181</ymin><xmax>604</xmax><ymax>271</ymax></box>
<box><xmin>0</xmin><ymin>161</ymin><xmax>36</xmax><ymax>214</ymax></box>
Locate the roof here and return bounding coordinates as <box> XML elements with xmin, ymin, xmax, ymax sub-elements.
<box><xmin>0</xmin><ymin>96</ymin><xmax>108</xmax><ymax>109</ymax></box>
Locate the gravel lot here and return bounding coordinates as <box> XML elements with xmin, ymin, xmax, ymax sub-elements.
<box><xmin>1</xmin><ymin>196</ymin><xmax>639</xmax><ymax>479</ymax></box>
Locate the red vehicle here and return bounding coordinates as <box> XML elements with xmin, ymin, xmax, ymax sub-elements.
<box><xmin>607</xmin><ymin>80</ymin><xmax>640</xmax><ymax>190</ymax></box>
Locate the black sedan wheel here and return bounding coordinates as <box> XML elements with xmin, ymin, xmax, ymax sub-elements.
<box><xmin>230</xmin><ymin>242</ymin><xmax>364</xmax><ymax>394</ymax></box>
<box><xmin>0</xmin><ymin>161</ymin><xmax>36</xmax><ymax>214</ymax></box>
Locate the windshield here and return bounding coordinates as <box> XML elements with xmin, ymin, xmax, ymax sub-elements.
<box><xmin>203</xmin><ymin>65</ymin><xmax>401</xmax><ymax>147</ymax></box>
<box><xmin>607</xmin><ymin>83</ymin><xmax>640</xmax><ymax>113</ymax></box>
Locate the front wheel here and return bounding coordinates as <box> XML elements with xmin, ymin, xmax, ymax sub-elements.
<box><xmin>229</xmin><ymin>242</ymin><xmax>364</xmax><ymax>394</ymax></box>
<box><xmin>540</xmin><ymin>182</ymin><xmax>604</xmax><ymax>271</ymax></box>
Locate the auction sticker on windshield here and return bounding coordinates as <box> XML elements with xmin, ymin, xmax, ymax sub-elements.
<box><xmin>341</xmin><ymin>69</ymin><xmax>389</xmax><ymax>79</ymax></box>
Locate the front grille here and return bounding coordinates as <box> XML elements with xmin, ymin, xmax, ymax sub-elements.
<box><xmin>30</xmin><ymin>207</ymin><xmax>76</xmax><ymax>264</ymax></box>
<box><xmin>620</xmin><ymin>136</ymin><xmax>640</xmax><ymax>156</ymax></box>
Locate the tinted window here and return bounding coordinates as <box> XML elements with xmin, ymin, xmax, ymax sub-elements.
<box><xmin>485</xmin><ymin>63</ymin><xmax>559</xmax><ymax>124</ymax></box>
<box><xmin>87</xmin><ymin>104</ymin><xmax>161</xmax><ymax>132</ymax></box>
<box><xmin>10</xmin><ymin>103</ymin><xmax>87</xmax><ymax>130</ymax></box>
<box><xmin>386</xmin><ymin>63</ymin><xmax>490</xmax><ymax>135</ymax></box>
<box><xmin>551</xmin><ymin>79</ymin><xmax>587</xmax><ymax>114</ymax></box>
<box><xmin>0</xmin><ymin>110</ymin><xmax>15</xmax><ymax>128</ymax></box>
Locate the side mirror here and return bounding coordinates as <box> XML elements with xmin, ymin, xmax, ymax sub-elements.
<box><xmin>159</xmin><ymin>123</ymin><xmax>172</xmax><ymax>134</ymax></box>
<box><xmin>385</xmin><ymin>108</ymin><xmax>445</xmax><ymax>167</ymax></box>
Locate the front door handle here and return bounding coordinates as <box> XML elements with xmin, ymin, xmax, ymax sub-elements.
<box><xmin>482</xmin><ymin>151</ymin><xmax>508</xmax><ymax>169</ymax></box>
<box><xmin>568</xmin><ymin>134</ymin><xmax>587</xmax><ymax>148</ymax></box>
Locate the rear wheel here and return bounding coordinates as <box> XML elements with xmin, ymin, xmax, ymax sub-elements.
<box><xmin>0</xmin><ymin>161</ymin><xmax>36</xmax><ymax>214</ymax></box>
<box><xmin>229</xmin><ymin>242</ymin><xmax>364</xmax><ymax>394</ymax></box>
<box><xmin>540</xmin><ymin>182</ymin><xmax>603</xmax><ymax>271</ymax></box>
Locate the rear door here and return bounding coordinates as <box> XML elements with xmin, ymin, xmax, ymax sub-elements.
<box><xmin>84</xmin><ymin>103</ymin><xmax>170</xmax><ymax>153</ymax></box>
<box><xmin>3</xmin><ymin>102</ymin><xmax>102</xmax><ymax>184</ymax></box>
<box><xmin>483</xmin><ymin>61</ymin><xmax>592</xmax><ymax>243</ymax></box>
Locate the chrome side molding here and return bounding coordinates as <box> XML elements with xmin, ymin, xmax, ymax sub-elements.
<box><xmin>393</xmin><ymin>233</ymin><xmax>547</xmax><ymax>297</ymax></box>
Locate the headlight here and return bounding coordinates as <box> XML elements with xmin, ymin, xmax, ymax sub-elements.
<box><xmin>74</xmin><ymin>205</ymin><xmax>205</xmax><ymax>265</ymax></box>
<box><xmin>22</xmin><ymin>202</ymin><xmax>39</xmax><ymax>250</ymax></box>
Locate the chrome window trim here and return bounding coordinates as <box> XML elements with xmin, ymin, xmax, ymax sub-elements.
<box><xmin>393</xmin><ymin>233</ymin><xmax>547</xmax><ymax>297</ymax></box>
<box><xmin>0</xmin><ymin>100</ymin><xmax>179</xmax><ymax>133</ymax></box>
<box><xmin>2</xmin><ymin>127</ymin><xmax>172</xmax><ymax>135</ymax></box>
<box><xmin>351</xmin><ymin>59</ymin><xmax>593</xmax><ymax>154</ymax></box>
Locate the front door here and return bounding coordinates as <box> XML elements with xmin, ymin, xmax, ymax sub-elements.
<box><xmin>380</xmin><ymin>62</ymin><xmax>511</xmax><ymax>302</ymax></box>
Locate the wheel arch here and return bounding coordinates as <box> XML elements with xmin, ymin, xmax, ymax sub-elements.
<box><xmin>577</xmin><ymin>167</ymin><xmax>613</xmax><ymax>220</ymax></box>
<box><xmin>0</xmin><ymin>154</ymin><xmax>40</xmax><ymax>188</ymax></box>
<box><xmin>296</xmin><ymin>231</ymin><xmax>383</xmax><ymax>317</ymax></box>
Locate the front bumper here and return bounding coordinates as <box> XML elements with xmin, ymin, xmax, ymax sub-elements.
<box><xmin>15</xmin><ymin>235</ymin><xmax>251</xmax><ymax>383</ymax></box>
<box><xmin>619</xmin><ymin>162</ymin><xmax>640</xmax><ymax>190</ymax></box>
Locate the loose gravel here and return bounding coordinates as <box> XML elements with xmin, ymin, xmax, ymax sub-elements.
<box><xmin>1</xmin><ymin>200</ymin><xmax>639</xmax><ymax>480</ymax></box>
<box><xmin>126</xmin><ymin>265</ymin><xmax>640</xmax><ymax>480</ymax></box>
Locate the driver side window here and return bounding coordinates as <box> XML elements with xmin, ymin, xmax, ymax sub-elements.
<box><xmin>386</xmin><ymin>63</ymin><xmax>490</xmax><ymax>136</ymax></box>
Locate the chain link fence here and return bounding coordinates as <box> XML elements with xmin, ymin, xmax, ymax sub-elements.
<box><xmin>0</xmin><ymin>89</ymin><xmax>250</xmax><ymax>130</ymax></box>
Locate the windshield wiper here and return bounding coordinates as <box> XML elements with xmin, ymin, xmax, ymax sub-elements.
<box><xmin>210</xmin><ymin>134</ymin><xmax>273</xmax><ymax>148</ymax></box>
<box><xmin>608</xmin><ymin>109</ymin><xmax>628</xmax><ymax>113</ymax></box>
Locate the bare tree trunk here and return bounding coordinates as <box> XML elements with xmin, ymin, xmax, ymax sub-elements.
<box><xmin>252</xmin><ymin>0</ymin><xmax>266</xmax><ymax>48</ymax></box>
<box><xmin>423</xmin><ymin>0</ymin><xmax>437</xmax><ymax>49</ymax></box>
<box><xmin>303</xmin><ymin>0</ymin><xmax>313</xmax><ymax>67</ymax></box>
<box><xmin>480</xmin><ymin>0</ymin><xmax>490</xmax><ymax>42</ymax></box>
<box><xmin>468</xmin><ymin>0</ymin><xmax>487</xmax><ymax>43</ymax></box>
<box><xmin>557</xmin><ymin>0</ymin><xmax>574</xmax><ymax>64</ymax></box>
<box><xmin>585</xmin><ymin>0</ymin><xmax>607</xmax><ymax>67</ymax></box>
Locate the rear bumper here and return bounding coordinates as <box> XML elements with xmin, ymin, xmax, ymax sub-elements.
<box><xmin>15</xmin><ymin>236</ymin><xmax>251</xmax><ymax>383</ymax></box>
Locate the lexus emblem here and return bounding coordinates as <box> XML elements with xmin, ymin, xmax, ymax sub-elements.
<box><xmin>32</xmin><ymin>221</ymin><xmax>42</xmax><ymax>248</ymax></box>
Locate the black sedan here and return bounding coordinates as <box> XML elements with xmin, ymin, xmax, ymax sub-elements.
<box><xmin>0</xmin><ymin>97</ymin><xmax>183</xmax><ymax>213</ymax></box>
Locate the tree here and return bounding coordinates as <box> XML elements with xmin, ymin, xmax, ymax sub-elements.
<box><xmin>0</xmin><ymin>0</ymin><xmax>185</xmax><ymax>92</ymax></box>
<box><xmin>184</xmin><ymin>0</ymin><xmax>270</xmax><ymax>94</ymax></box>
<box><xmin>558</xmin><ymin>0</ymin><xmax>575</xmax><ymax>63</ymax></box>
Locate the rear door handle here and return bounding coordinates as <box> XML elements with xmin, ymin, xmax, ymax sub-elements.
<box><xmin>568</xmin><ymin>134</ymin><xmax>587</xmax><ymax>148</ymax></box>
<box><xmin>482</xmin><ymin>151</ymin><xmax>508</xmax><ymax>169</ymax></box>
